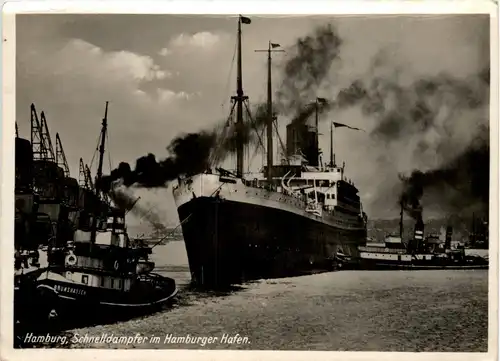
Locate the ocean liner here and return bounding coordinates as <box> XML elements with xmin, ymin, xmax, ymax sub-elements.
<box><xmin>173</xmin><ymin>16</ymin><xmax>368</xmax><ymax>287</ymax></box>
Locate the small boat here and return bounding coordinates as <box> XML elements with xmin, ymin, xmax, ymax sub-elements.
<box><xmin>36</xmin><ymin>212</ymin><xmax>178</xmax><ymax>320</ymax></box>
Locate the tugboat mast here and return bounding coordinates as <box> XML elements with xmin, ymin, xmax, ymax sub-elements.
<box><xmin>399</xmin><ymin>200</ymin><xmax>404</xmax><ymax>240</ymax></box>
<box><xmin>90</xmin><ymin>101</ymin><xmax>109</xmax><ymax>246</ymax></box>
<box><xmin>329</xmin><ymin>121</ymin><xmax>334</xmax><ymax>168</ymax></box>
<box><xmin>96</xmin><ymin>101</ymin><xmax>108</xmax><ymax>193</ymax></box>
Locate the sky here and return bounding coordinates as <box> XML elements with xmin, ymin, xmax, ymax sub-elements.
<box><xmin>16</xmin><ymin>14</ymin><xmax>490</xmax><ymax>229</ymax></box>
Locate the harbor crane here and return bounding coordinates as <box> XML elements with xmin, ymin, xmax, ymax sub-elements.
<box><xmin>39</xmin><ymin>111</ymin><xmax>56</xmax><ymax>162</ymax></box>
<box><xmin>55</xmin><ymin>133</ymin><xmax>70</xmax><ymax>177</ymax></box>
<box><xmin>30</xmin><ymin>103</ymin><xmax>50</xmax><ymax>162</ymax></box>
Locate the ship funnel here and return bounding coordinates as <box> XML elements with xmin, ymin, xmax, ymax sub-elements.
<box><xmin>413</xmin><ymin>218</ymin><xmax>424</xmax><ymax>250</ymax></box>
<box><xmin>286</xmin><ymin>123</ymin><xmax>319</xmax><ymax>167</ymax></box>
<box><xmin>444</xmin><ymin>226</ymin><xmax>453</xmax><ymax>250</ymax></box>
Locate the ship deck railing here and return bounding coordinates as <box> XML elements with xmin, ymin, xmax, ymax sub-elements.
<box><xmin>358</xmin><ymin>246</ymin><xmax>408</xmax><ymax>254</ymax></box>
<box><xmin>244</xmin><ymin>182</ymin><xmax>365</xmax><ymax>230</ymax></box>
<box><xmin>137</xmin><ymin>272</ymin><xmax>176</xmax><ymax>290</ymax></box>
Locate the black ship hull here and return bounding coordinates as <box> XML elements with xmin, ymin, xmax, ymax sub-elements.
<box><xmin>178</xmin><ymin>196</ymin><xmax>366</xmax><ymax>288</ymax></box>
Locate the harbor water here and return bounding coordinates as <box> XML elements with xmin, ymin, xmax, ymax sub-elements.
<box><xmin>65</xmin><ymin>241</ymin><xmax>488</xmax><ymax>351</ymax></box>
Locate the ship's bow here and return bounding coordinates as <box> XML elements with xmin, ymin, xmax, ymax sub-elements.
<box><xmin>173</xmin><ymin>173</ymin><xmax>243</xmax><ymax>288</ymax></box>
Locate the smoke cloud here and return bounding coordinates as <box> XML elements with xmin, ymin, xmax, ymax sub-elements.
<box><xmin>98</xmin><ymin>23</ymin><xmax>343</xmax><ymax>194</ymax></box>
<box><xmin>97</xmin><ymin>130</ymin><xmax>217</xmax><ymax>192</ymax></box>
<box><xmin>334</xmin><ymin>52</ymin><xmax>490</xmax><ymax>221</ymax></box>
<box><xmin>97</xmin><ymin>21</ymin><xmax>489</xmax><ymax>224</ymax></box>
<box><xmin>398</xmin><ymin>128</ymin><xmax>489</xmax><ymax>221</ymax></box>
<box><xmin>110</xmin><ymin>185</ymin><xmax>169</xmax><ymax>234</ymax></box>
<box><xmin>276</xmin><ymin>23</ymin><xmax>342</xmax><ymax>122</ymax></box>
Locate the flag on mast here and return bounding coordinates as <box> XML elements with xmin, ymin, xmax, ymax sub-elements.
<box><xmin>271</xmin><ymin>43</ymin><xmax>281</xmax><ymax>48</ymax></box>
<box><xmin>333</xmin><ymin>122</ymin><xmax>364</xmax><ymax>131</ymax></box>
<box><xmin>240</xmin><ymin>15</ymin><xmax>251</xmax><ymax>24</ymax></box>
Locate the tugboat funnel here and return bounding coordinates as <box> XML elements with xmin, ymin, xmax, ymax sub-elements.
<box><xmin>413</xmin><ymin>218</ymin><xmax>424</xmax><ymax>250</ymax></box>
<box><xmin>445</xmin><ymin>226</ymin><xmax>453</xmax><ymax>250</ymax></box>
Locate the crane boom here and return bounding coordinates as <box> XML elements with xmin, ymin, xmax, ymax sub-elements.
<box><xmin>55</xmin><ymin>133</ymin><xmax>70</xmax><ymax>177</ymax></box>
<box><xmin>30</xmin><ymin>103</ymin><xmax>48</xmax><ymax>160</ymax></box>
<box><xmin>78</xmin><ymin>158</ymin><xmax>87</xmax><ymax>188</ymax></box>
<box><xmin>40</xmin><ymin>111</ymin><xmax>55</xmax><ymax>161</ymax></box>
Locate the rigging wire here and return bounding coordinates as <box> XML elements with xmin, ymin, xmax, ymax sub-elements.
<box><xmin>89</xmin><ymin>132</ymin><xmax>102</xmax><ymax>172</ymax></box>
<box><xmin>149</xmin><ymin>183</ymin><xmax>227</xmax><ymax>250</ymax></box>
<box><xmin>273</xmin><ymin>118</ymin><xmax>288</xmax><ymax>164</ymax></box>
<box><xmin>220</xmin><ymin>36</ymin><xmax>238</xmax><ymax>116</ymax></box>
<box><xmin>247</xmin><ymin>126</ymin><xmax>266</xmax><ymax>172</ymax></box>
<box><xmin>106</xmin><ymin>131</ymin><xmax>113</xmax><ymax>173</ymax></box>
<box><xmin>208</xmin><ymin>35</ymin><xmax>237</xmax><ymax>171</ymax></box>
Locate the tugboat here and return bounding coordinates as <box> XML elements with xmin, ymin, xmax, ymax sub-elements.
<box><xmin>36</xmin><ymin>209</ymin><xmax>177</xmax><ymax>319</ymax></box>
<box><xmin>356</xmin><ymin>203</ymin><xmax>488</xmax><ymax>270</ymax></box>
<box><xmin>16</xmin><ymin>103</ymin><xmax>177</xmax><ymax>328</ymax></box>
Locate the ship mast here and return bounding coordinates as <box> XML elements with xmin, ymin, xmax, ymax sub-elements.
<box><xmin>266</xmin><ymin>43</ymin><xmax>273</xmax><ymax>183</ymax></box>
<box><xmin>315</xmin><ymin>100</ymin><xmax>319</xmax><ymax>166</ymax></box>
<box><xmin>90</xmin><ymin>101</ymin><xmax>109</xmax><ymax>246</ymax></box>
<box><xmin>255</xmin><ymin>41</ymin><xmax>284</xmax><ymax>184</ymax></box>
<box><xmin>232</xmin><ymin>16</ymin><xmax>252</xmax><ymax>178</ymax></box>
<box><xmin>235</xmin><ymin>17</ymin><xmax>244</xmax><ymax>177</ymax></box>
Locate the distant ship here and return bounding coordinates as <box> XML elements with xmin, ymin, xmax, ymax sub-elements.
<box><xmin>468</xmin><ymin>213</ymin><xmax>489</xmax><ymax>249</ymax></box>
<box><xmin>356</xmin><ymin>203</ymin><xmax>488</xmax><ymax>270</ymax></box>
<box><xmin>173</xmin><ymin>15</ymin><xmax>367</xmax><ymax>288</ymax></box>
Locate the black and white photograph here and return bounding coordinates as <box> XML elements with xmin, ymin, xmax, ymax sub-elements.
<box><xmin>2</xmin><ymin>1</ymin><xmax>497</xmax><ymax>357</ymax></box>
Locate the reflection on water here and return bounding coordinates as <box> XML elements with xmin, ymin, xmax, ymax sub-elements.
<box><xmin>61</xmin><ymin>241</ymin><xmax>489</xmax><ymax>352</ymax></box>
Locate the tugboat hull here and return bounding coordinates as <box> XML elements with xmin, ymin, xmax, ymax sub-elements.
<box><xmin>37</xmin><ymin>271</ymin><xmax>176</xmax><ymax>306</ymax></box>
<box><xmin>355</xmin><ymin>252</ymin><xmax>489</xmax><ymax>270</ymax></box>
<box><xmin>356</xmin><ymin>259</ymin><xmax>489</xmax><ymax>270</ymax></box>
<box><xmin>15</xmin><ymin>268</ymin><xmax>177</xmax><ymax>329</ymax></box>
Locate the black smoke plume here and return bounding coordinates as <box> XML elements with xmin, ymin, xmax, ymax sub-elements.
<box><xmin>97</xmin><ymin>131</ymin><xmax>217</xmax><ymax>192</ymax></box>
<box><xmin>276</xmin><ymin>23</ymin><xmax>343</xmax><ymax>122</ymax></box>
<box><xmin>399</xmin><ymin>137</ymin><xmax>489</xmax><ymax>221</ymax></box>
<box><xmin>374</xmin><ymin>70</ymin><xmax>488</xmax><ymax>220</ymax></box>
<box><xmin>362</xmin><ymin>72</ymin><xmax>488</xmax><ymax>143</ymax></box>
<box><xmin>321</xmin><ymin>46</ymin><xmax>490</xmax><ymax>220</ymax></box>
<box><xmin>97</xmin><ymin>104</ymin><xmax>270</xmax><ymax>194</ymax></box>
